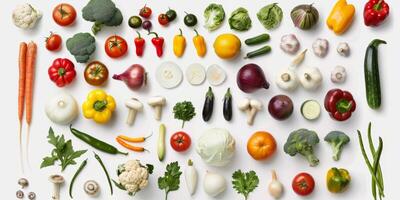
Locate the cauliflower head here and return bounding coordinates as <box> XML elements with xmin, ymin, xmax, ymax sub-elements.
<box><xmin>117</xmin><ymin>160</ymin><xmax>152</xmax><ymax>195</ymax></box>
<box><xmin>12</xmin><ymin>4</ymin><xmax>42</xmax><ymax>29</ymax></box>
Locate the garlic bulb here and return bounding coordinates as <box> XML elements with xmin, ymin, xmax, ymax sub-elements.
<box><xmin>337</xmin><ymin>42</ymin><xmax>350</xmax><ymax>57</ymax></box>
<box><xmin>331</xmin><ymin>65</ymin><xmax>346</xmax><ymax>83</ymax></box>
<box><xmin>280</xmin><ymin>34</ymin><xmax>300</xmax><ymax>54</ymax></box>
<box><xmin>312</xmin><ymin>38</ymin><xmax>329</xmax><ymax>58</ymax></box>
<box><xmin>299</xmin><ymin>67</ymin><xmax>323</xmax><ymax>90</ymax></box>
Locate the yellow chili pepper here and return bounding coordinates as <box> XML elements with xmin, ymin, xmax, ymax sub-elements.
<box><xmin>82</xmin><ymin>89</ymin><xmax>116</xmax><ymax>124</ymax></box>
<box><xmin>326</xmin><ymin>0</ymin><xmax>355</xmax><ymax>35</ymax></box>
<box><xmin>173</xmin><ymin>28</ymin><xmax>186</xmax><ymax>57</ymax></box>
<box><xmin>193</xmin><ymin>29</ymin><xmax>206</xmax><ymax>57</ymax></box>
<box><xmin>326</xmin><ymin>167</ymin><xmax>351</xmax><ymax>193</ymax></box>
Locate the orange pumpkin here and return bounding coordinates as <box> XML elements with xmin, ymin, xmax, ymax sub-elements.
<box><xmin>247</xmin><ymin>131</ymin><xmax>277</xmax><ymax>160</ymax></box>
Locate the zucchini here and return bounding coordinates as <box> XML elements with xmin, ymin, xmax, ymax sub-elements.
<box><xmin>364</xmin><ymin>39</ymin><xmax>386</xmax><ymax>109</ymax></box>
<box><xmin>244</xmin><ymin>45</ymin><xmax>271</xmax><ymax>59</ymax></box>
<box><xmin>301</xmin><ymin>100</ymin><xmax>321</xmax><ymax>120</ymax></box>
<box><xmin>202</xmin><ymin>87</ymin><xmax>214</xmax><ymax>122</ymax></box>
<box><xmin>245</xmin><ymin>34</ymin><xmax>270</xmax><ymax>46</ymax></box>
<box><xmin>158</xmin><ymin>124</ymin><xmax>166</xmax><ymax>161</ymax></box>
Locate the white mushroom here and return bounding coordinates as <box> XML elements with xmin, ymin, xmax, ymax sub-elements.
<box><xmin>238</xmin><ymin>98</ymin><xmax>262</xmax><ymax>125</ymax></box>
<box><xmin>331</xmin><ymin>66</ymin><xmax>346</xmax><ymax>83</ymax></box>
<box><xmin>148</xmin><ymin>96</ymin><xmax>166</xmax><ymax>121</ymax></box>
<box><xmin>280</xmin><ymin>34</ymin><xmax>300</xmax><ymax>54</ymax></box>
<box><xmin>299</xmin><ymin>67</ymin><xmax>323</xmax><ymax>90</ymax></box>
<box><xmin>312</xmin><ymin>38</ymin><xmax>329</xmax><ymax>58</ymax></box>
<box><xmin>125</xmin><ymin>98</ymin><xmax>143</xmax><ymax>126</ymax></box>
<box><xmin>49</xmin><ymin>175</ymin><xmax>64</xmax><ymax>200</ymax></box>
<box><xmin>84</xmin><ymin>180</ymin><xmax>100</xmax><ymax>196</ymax></box>
<box><xmin>337</xmin><ymin>42</ymin><xmax>350</xmax><ymax>57</ymax></box>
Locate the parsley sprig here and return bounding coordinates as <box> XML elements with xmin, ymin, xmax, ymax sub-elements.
<box><xmin>232</xmin><ymin>170</ymin><xmax>259</xmax><ymax>200</ymax></box>
<box><xmin>158</xmin><ymin>161</ymin><xmax>182</xmax><ymax>200</ymax></box>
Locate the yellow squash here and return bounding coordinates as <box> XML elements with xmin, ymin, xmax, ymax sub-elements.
<box><xmin>173</xmin><ymin>28</ymin><xmax>186</xmax><ymax>57</ymax></box>
<box><xmin>193</xmin><ymin>29</ymin><xmax>206</xmax><ymax>57</ymax></box>
<box><xmin>326</xmin><ymin>0</ymin><xmax>355</xmax><ymax>35</ymax></box>
<box><xmin>326</xmin><ymin>167</ymin><xmax>351</xmax><ymax>193</ymax></box>
<box><xmin>82</xmin><ymin>89</ymin><xmax>116</xmax><ymax>124</ymax></box>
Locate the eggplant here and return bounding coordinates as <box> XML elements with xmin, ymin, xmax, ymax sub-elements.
<box><xmin>202</xmin><ymin>87</ymin><xmax>214</xmax><ymax>121</ymax></box>
<box><xmin>223</xmin><ymin>88</ymin><xmax>232</xmax><ymax>121</ymax></box>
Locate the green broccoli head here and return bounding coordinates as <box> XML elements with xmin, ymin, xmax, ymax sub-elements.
<box><xmin>66</xmin><ymin>33</ymin><xmax>96</xmax><ymax>63</ymax></box>
<box><xmin>284</xmin><ymin>129</ymin><xmax>320</xmax><ymax>167</ymax></box>
<box><xmin>82</xmin><ymin>0</ymin><xmax>123</xmax><ymax>34</ymax></box>
<box><xmin>324</xmin><ymin>131</ymin><xmax>350</xmax><ymax>161</ymax></box>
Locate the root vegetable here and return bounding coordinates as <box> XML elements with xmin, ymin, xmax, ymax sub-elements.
<box><xmin>45</xmin><ymin>92</ymin><xmax>79</xmax><ymax>125</ymax></box>
<box><xmin>280</xmin><ymin>34</ymin><xmax>300</xmax><ymax>54</ymax></box>
<box><xmin>337</xmin><ymin>42</ymin><xmax>350</xmax><ymax>57</ymax></box>
<box><xmin>312</xmin><ymin>38</ymin><xmax>329</xmax><ymax>58</ymax></box>
<box><xmin>18</xmin><ymin>42</ymin><xmax>27</xmax><ymax>172</ymax></box>
<box><xmin>237</xmin><ymin>64</ymin><xmax>270</xmax><ymax>93</ymax></box>
<box><xmin>185</xmin><ymin>159</ymin><xmax>198</xmax><ymax>195</ymax></box>
<box><xmin>113</xmin><ymin>64</ymin><xmax>146</xmax><ymax>91</ymax></box>
<box><xmin>125</xmin><ymin>98</ymin><xmax>143</xmax><ymax>126</ymax></box>
<box><xmin>148</xmin><ymin>96</ymin><xmax>166</xmax><ymax>121</ymax></box>
<box><xmin>203</xmin><ymin>171</ymin><xmax>227</xmax><ymax>197</ymax></box>
<box><xmin>269</xmin><ymin>170</ymin><xmax>283</xmax><ymax>199</ymax></box>
<box><xmin>331</xmin><ymin>66</ymin><xmax>346</xmax><ymax>83</ymax></box>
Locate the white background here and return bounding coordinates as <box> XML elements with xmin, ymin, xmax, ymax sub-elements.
<box><xmin>1</xmin><ymin>0</ymin><xmax>399</xmax><ymax>199</ymax></box>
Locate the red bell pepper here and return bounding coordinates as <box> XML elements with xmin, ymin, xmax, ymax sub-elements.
<box><xmin>48</xmin><ymin>58</ymin><xmax>76</xmax><ymax>87</ymax></box>
<box><xmin>324</xmin><ymin>88</ymin><xmax>356</xmax><ymax>121</ymax></box>
<box><xmin>148</xmin><ymin>32</ymin><xmax>164</xmax><ymax>57</ymax></box>
<box><xmin>134</xmin><ymin>31</ymin><xmax>145</xmax><ymax>57</ymax></box>
<box><xmin>364</xmin><ymin>0</ymin><xmax>389</xmax><ymax>27</ymax></box>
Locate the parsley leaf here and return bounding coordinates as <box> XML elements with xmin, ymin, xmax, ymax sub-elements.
<box><xmin>173</xmin><ymin>101</ymin><xmax>196</xmax><ymax>128</ymax></box>
<box><xmin>158</xmin><ymin>161</ymin><xmax>182</xmax><ymax>200</ymax></box>
<box><xmin>40</xmin><ymin>127</ymin><xmax>87</xmax><ymax>171</ymax></box>
<box><xmin>232</xmin><ymin>170</ymin><xmax>259</xmax><ymax>200</ymax></box>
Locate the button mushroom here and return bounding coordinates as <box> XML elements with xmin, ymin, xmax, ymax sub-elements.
<box><xmin>125</xmin><ymin>98</ymin><xmax>143</xmax><ymax>126</ymax></box>
<box><xmin>18</xmin><ymin>178</ymin><xmax>29</xmax><ymax>188</ymax></box>
<box><xmin>84</xmin><ymin>180</ymin><xmax>100</xmax><ymax>196</ymax></box>
<box><xmin>16</xmin><ymin>190</ymin><xmax>24</xmax><ymax>199</ymax></box>
<box><xmin>28</xmin><ymin>192</ymin><xmax>36</xmax><ymax>200</ymax></box>
<box><xmin>312</xmin><ymin>38</ymin><xmax>329</xmax><ymax>58</ymax></box>
<box><xmin>331</xmin><ymin>65</ymin><xmax>346</xmax><ymax>83</ymax></box>
<box><xmin>238</xmin><ymin>98</ymin><xmax>262</xmax><ymax>125</ymax></box>
<box><xmin>337</xmin><ymin>42</ymin><xmax>350</xmax><ymax>57</ymax></box>
<box><xmin>148</xmin><ymin>96</ymin><xmax>166</xmax><ymax>121</ymax></box>
<box><xmin>49</xmin><ymin>175</ymin><xmax>64</xmax><ymax>200</ymax></box>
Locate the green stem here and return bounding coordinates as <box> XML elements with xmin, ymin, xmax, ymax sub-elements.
<box><xmin>336</xmin><ymin>99</ymin><xmax>352</xmax><ymax>113</ymax></box>
<box><xmin>93</xmin><ymin>100</ymin><xmax>107</xmax><ymax>112</ymax></box>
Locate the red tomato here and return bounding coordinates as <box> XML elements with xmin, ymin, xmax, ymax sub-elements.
<box><xmin>52</xmin><ymin>3</ymin><xmax>77</xmax><ymax>26</ymax></box>
<box><xmin>104</xmin><ymin>35</ymin><xmax>128</xmax><ymax>58</ymax></box>
<box><xmin>139</xmin><ymin>5</ymin><xmax>152</xmax><ymax>18</ymax></box>
<box><xmin>158</xmin><ymin>14</ymin><xmax>169</xmax><ymax>26</ymax></box>
<box><xmin>292</xmin><ymin>172</ymin><xmax>315</xmax><ymax>196</ymax></box>
<box><xmin>170</xmin><ymin>131</ymin><xmax>191</xmax><ymax>152</ymax></box>
<box><xmin>46</xmin><ymin>33</ymin><xmax>62</xmax><ymax>51</ymax></box>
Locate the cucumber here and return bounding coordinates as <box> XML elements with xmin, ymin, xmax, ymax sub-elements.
<box><xmin>364</xmin><ymin>39</ymin><xmax>386</xmax><ymax>109</ymax></box>
<box><xmin>158</xmin><ymin>124</ymin><xmax>166</xmax><ymax>161</ymax></box>
<box><xmin>245</xmin><ymin>34</ymin><xmax>270</xmax><ymax>45</ymax></box>
<box><xmin>244</xmin><ymin>45</ymin><xmax>271</xmax><ymax>59</ymax></box>
<box><xmin>301</xmin><ymin>100</ymin><xmax>321</xmax><ymax>120</ymax></box>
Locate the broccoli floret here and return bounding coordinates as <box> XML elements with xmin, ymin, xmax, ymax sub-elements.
<box><xmin>66</xmin><ymin>33</ymin><xmax>96</xmax><ymax>63</ymax></box>
<box><xmin>82</xmin><ymin>0</ymin><xmax>123</xmax><ymax>35</ymax></box>
<box><xmin>324</xmin><ymin>131</ymin><xmax>350</xmax><ymax>161</ymax></box>
<box><xmin>284</xmin><ymin>128</ymin><xmax>320</xmax><ymax>167</ymax></box>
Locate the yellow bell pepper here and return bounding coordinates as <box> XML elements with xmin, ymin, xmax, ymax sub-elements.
<box><xmin>82</xmin><ymin>89</ymin><xmax>116</xmax><ymax>124</ymax></box>
<box><xmin>193</xmin><ymin>29</ymin><xmax>206</xmax><ymax>57</ymax></box>
<box><xmin>326</xmin><ymin>167</ymin><xmax>351</xmax><ymax>193</ymax></box>
<box><xmin>173</xmin><ymin>28</ymin><xmax>186</xmax><ymax>57</ymax></box>
<box><xmin>326</xmin><ymin>0</ymin><xmax>355</xmax><ymax>35</ymax></box>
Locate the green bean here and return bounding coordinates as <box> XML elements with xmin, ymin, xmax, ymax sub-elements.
<box><xmin>94</xmin><ymin>152</ymin><xmax>113</xmax><ymax>195</ymax></box>
<box><xmin>69</xmin><ymin>159</ymin><xmax>88</xmax><ymax>198</ymax></box>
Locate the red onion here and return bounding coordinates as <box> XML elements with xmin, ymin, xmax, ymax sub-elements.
<box><xmin>268</xmin><ymin>95</ymin><xmax>293</xmax><ymax>120</ymax></box>
<box><xmin>236</xmin><ymin>63</ymin><xmax>270</xmax><ymax>93</ymax></box>
<box><xmin>113</xmin><ymin>64</ymin><xmax>146</xmax><ymax>90</ymax></box>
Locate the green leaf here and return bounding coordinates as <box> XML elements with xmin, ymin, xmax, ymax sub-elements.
<box><xmin>257</xmin><ymin>3</ymin><xmax>283</xmax><ymax>30</ymax></box>
<box><xmin>232</xmin><ymin>170</ymin><xmax>259</xmax><ymax>200</ymax></box>
<box><xmin>158</xmin><ymin>162</ymin><xmax>182</xmax><ymax>194</ymax></box>
<box><xmin>146</xmin><ymin>164</ymin><xmax>154</xmax><ymax>174</ymax></box>
<box><xmin>40</xmin><ymin>156</ymin><xmax>57</xmax><ymax>168</ymax></box>
<box><xmin>113</xmin><ymin>179</ymin><xmax>126</xmax><ymax>191</ymax></box>
<box><xmin>173</xmin><ymin>101</ymin><xmax>196</xmax><ymax>128</ymax></box>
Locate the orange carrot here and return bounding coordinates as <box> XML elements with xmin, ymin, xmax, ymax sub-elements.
<box><xmin>117</xmin><ymin>133</ymin><xmax>152</xmax><ymax>143</ymax></box>
<box><xmin>116</xmin><ymin>137</ymin><xmax>147</xmax><ymax>152</ymax></box>
<box><xmin>18</xmin><ymin>42</ymin><xmax>27</xmax><ymax>172</ymax></box>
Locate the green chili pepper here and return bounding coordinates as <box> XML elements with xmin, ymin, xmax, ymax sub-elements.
<box><xmin>70</xmin><ymin>125</ymin><xmax>128</xmax><ymax>155</ymax></box>
<box><xmin>94</xmin><ymin>152</ymin><xmax>113</xmax><ymax>195</ymax></box>
<box><xmin>69</xmin><ymin>159</ymin><xmax>88</xmax><ymax>198</ymax></box>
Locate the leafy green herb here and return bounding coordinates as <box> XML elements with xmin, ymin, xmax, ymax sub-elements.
<box><xmin>232</xmin><ymin>170</ymin><xmax>259</xmax><ymax>200</ymax></box>
<box><xmin>229</xmin><ymin>7</ymin><xmax>252</xmax><ymax>31</ymax></box>
<box><xmin>173</xmin><ymin>101</ymin><xmax>196</xmax><ymax>128</ymax></box>
<box><xmin>257</xmin><ymin>3</ymin><xmax>283</xmax><ymax>30</ymax></box>
<box><xmin>158</xmin><ymin>162</ymin><xmax>182</xmax><ymax>200</ymax></box>
<box><xmin>40</xmin><ymin>127</ymin><xmax>87</xmax><ymax>171</ymax></box>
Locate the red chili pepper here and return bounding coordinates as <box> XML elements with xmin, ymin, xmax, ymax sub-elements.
<box><xmin>48</xmin><ymin>58</ymin><xmax>76</xmax><ymax>87</ymax></box>
<box><xmin>364</xmin><ymin>0</ymin><xmax>390</xmax><ymax>27</ymax></box>
<box><xmin>134</xmin><ymin>31</ymin><xmax>145</xmax><ymax>57</ymax></box>
<box><xmin>324</xmin><ymin>88</ymin><xmax>356</xmax><ymax>121</ymax></box>
<box><xmin>148</xmin><ymin>32</ymin><xmax>164</xmax><ymax>57</ymax></box>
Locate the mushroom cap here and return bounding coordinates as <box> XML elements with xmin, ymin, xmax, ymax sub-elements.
<box><xmin>49</xmin><ymin>174</ymin><xmax>64</xmax><ymax>184</ymax></box>
<box><xmin>148</xmin><ymin>96</ymin><xmax>166</xmax><ymax>106</ymax></box>
<box><xmin>250</xmin><ymin>99</ymin><xmax>263</xmax><ymax>110</ymax></box>
<box><xmin>84</xmin><ymin>180</ymin><xmax>100</xmax><ymax>195</ymax></box>
<box><xmin>125</xmin><ymin>98</ymin><xmax>143</xmax><ymax>110</ymax></box>
<box><xmin>238</xmin><ymin>98</ymin><xmax>251</xmax><ymax>110</ymax></box>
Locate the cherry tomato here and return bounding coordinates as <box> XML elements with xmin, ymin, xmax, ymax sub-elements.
<box><xmin>158</xmin><ymin>14</ymin><xmax>169</xmax><ymax>26</ymax></box>
<box><xmin>170</xmin><ymin>131</ymin><xmax>191</xmax><ymax>152</ymax></box>
<box><xmin>139</xmin><ymin>5</ymin><xmax>152</xmax><ymax>19</ymax></box>
<box><xmin>104</xmin><ymin>35</ymin><xmax>128</xmax><ymax>58</ymax></box>
<box><xmin>52</xmin><ymin>3</ymin><xmax>77</xmax><ymax>26</ymax></box>
<box><xmin>45</xmin><ymin>32</ymin><xmax>62</xmax><ymax>51</ymax></box>
<box><xmin>84</xmin><ymin>61</ymin><xmax>109</xmax><ymax>86</ymax></box>
<box><xmin>292</xmin><ymin>172</ymin><xmax>315</xmax><ymax>196</ymax></box>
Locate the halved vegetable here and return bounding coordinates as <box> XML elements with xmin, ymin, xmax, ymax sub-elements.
<box><xmin>156</xmin><ymin>61</ymin><xmax>183</xmax><ymax>89</ymax></box>
<box><xmin>186</xmin><ymin>63</ymin><xmax>206</xmax><ymax>85</ymax></box>
<box><xmin>301</xmin><ymin>100</ymin><xmax>321</xmax><ymax>120</ymax></box>
<box><xmin>207</xmin><ymin>64</ymin><xmax>226</xmax><ymax>86</ymax></box>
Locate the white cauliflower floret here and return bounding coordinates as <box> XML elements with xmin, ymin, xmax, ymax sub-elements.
<box><xmin>117</xmin><ymin>160</ymin><xmax>151</xmax><ymax>195</ymax></box>
<box><xmin>12</xmin><ymin>3</ymin><xmax>42</xmax><ymax>29</ymax></box>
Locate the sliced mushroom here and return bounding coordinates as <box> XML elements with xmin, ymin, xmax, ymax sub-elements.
<box><xmin>49</xmin><ymin>175</ymin><xmax>64</xmax><ymax>200</ymax></box>
<box><xmin>125</xmin><ymin>98</ymin><xmax>143</xmax><ymax>126</ymax></box>
<box><xmin>84</xmin><ymin>180</ymin><xmax>100</xmax><ymax>196</ymax></box>
<box><xmin>148</xmin><ymin>96</ymin><xmax>166</xmax><ymax>121</ymax></box>
<box><xmin>28</xmin><ymin>192</ymin><xmax>36</xmax><ymax>200</ymax></box>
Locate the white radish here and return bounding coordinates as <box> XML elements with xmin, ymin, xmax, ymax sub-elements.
<box><xmin>185</xmin><ymin>159</ymin><xmax>198</xmax><ymax>195</ymax></box>
<box><xmin>156</xmin><ymin>61</ymin><xmax>183</xmax><ymax>89</ymax></box>
<box><xmin>268</xmin><ymin>170</ymin><xmax>283</xmax><ymax>199</ymax></box>
<box><xmin>186</xmin><ymin>63</ymin><xmax>206</xmax><ymax>85</ymax></box>
<box><xmin>207</xmin><ymin>64</ymin><xmax>226</xmax><ymax>86</ymax></box>
<box><xmin>203</xmin><ymin>171</ymin><xmax>227</xmax><ymax>197</ymax></box>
